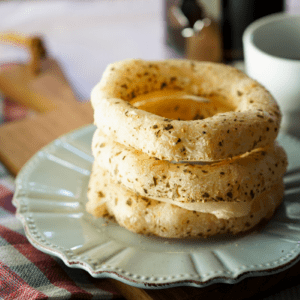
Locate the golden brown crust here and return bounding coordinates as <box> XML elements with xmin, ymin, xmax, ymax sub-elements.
<box><xmin>91</xmin><ymin>59</ymin><xmax>281</xmax><ymax>161</ymax></box>
<box><xmin>86</xmin><ymin>162</ymin><xmax>284</xmax><ymax>238</ymax></box>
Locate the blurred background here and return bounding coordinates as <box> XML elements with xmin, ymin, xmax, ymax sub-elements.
<box><xmin>0</xmin><ymin>0</ymin><xmax>300</xmax><ymax>135</ymax></box>
<box><xmin>0</xmin><ymin>0</ymin><xmax>299</xmax><ymax>102</ymax></box>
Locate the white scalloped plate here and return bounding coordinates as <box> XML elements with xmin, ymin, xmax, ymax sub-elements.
<box><xmin>13</xmin><ymin>124</ymin><xmax>300</xmax><ymax>289</ymax></box>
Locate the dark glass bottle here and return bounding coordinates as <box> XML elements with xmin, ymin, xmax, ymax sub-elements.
<box><xmin>180</xmin><ymin>0</ymin><xmax>204</xmax><ymax>27</ymax></box>
<box><xmin>165</xmin><ymin>0</ymin><xmax>205</xmax><ymax>55</ymax></box>
<box><xmin>221</xmin><ymin>0</ymin><xmax>284</xmax><ymax>62</ymax></box>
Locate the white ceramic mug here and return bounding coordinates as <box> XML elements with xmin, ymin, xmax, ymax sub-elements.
<box><xmin>243</xmin><ymin>13</ymin><xmax>300</xmax><ymax>131</ymax></box>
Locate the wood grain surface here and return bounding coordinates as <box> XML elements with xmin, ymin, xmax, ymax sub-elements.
<box><xmin>0</xmin><ymin>101</ymin><xmax>93</xmax><ymax>175</ymax></box>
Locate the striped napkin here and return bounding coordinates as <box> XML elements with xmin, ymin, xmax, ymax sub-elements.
<box><xmin>0</xmin><ymin>92</ymin><xmax>123</xmax><ymax>299</ymax></box>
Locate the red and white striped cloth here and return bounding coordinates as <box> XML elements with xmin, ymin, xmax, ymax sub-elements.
<box><xmin>0</xmin><ymin>86</ymin><xmax>123</xmax><ymax>300</ymax></box>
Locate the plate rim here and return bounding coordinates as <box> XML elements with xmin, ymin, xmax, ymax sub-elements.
<box><xmin>12</xmin><ymin>124</ymin><xmax>300</xmax><ymax>289</ymax></box>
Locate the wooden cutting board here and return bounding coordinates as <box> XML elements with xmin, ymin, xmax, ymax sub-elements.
<box><xmin>1</xmin><ymin>34</ymin><xmax>300</xmax><ymax>300</ymax></box>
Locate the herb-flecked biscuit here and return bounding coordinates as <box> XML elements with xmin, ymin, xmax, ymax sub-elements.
<box><xmin>92</xmin><ymin>129</ymin><xmax>287</xmax><ymax>206</ymax></box>
<box><xmin>86</xmin><ymin>162</ymin><xmax>284</xmax><ymax>238</ymax></box>
<box><xmin>91</xmin><ymin>59</ymin><xmax>281</xmax><ymax>161</ymax></box>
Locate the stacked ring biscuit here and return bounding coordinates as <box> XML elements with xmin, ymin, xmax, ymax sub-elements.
<box><xmin>87</xmin><ymin>59</ymin><xmax>288</xmax><ymax>238</ymax></box>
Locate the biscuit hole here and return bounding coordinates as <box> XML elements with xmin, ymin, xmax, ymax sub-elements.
<box><xmin>131</xmin><ymin>90</ymin><xmax>235</xmax><ymax>121</ymax></box>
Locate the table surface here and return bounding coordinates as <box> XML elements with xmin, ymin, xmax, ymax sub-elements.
<box><xmin>1</xmin><ymin>1</ymin><xmax>300</xmax><ymax>300</ymax></box>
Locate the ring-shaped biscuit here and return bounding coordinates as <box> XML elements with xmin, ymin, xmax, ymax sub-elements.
<box><xmin>92</xmin><ymin>129</ymin><xmax>287</xmax><ymax>206</ymax></box>
<box><xmin>86</xmin><ymin>162</ymin><xmax>284</xmax><ymax>238</ymax></box>
<box><xmin>91</xmin><ymin>59</ymin><xmax>281</xmax><ymax>161</ymax></box>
